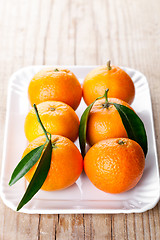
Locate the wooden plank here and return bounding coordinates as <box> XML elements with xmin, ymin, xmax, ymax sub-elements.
<box><xmin>75</xmin><ymin>0</ymin><xmax>98</xmax><ymax>65</ymax></box>
<box><xmin>111</xmin><ymin>214</ymin><xmax>127</xmax><ymax>240</ymax></box>
<box><xmin>84</xmin><ymin>214</ymin><xmax>112</xmax><ymax>240</ymax></box>
<box><xmin>54</xmin><ymin>215</ymin><xmax>84</xmax><ymax>240</ymax></box>
<box><xmin>37</xmin><ymin>214</ymin><xmax>58</xmax><ymax>240</ymax></box>
<box><xmin>43</xmin><ymin>0</ymin><xmax>76</xmax><ymax>65</ymax></box>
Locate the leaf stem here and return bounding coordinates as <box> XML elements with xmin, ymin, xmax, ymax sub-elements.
<box><xmin>104</xmin><ymin>89</ymin><xmax>109</xmax><ymax>103</ymax></box>
<box><xmin>33</xmin><ymin>104</ymin><xmax>49</xmax><ymax>141</ymax></box>
<box><xmin>102</xmin><ymin>89</ymin><xmax>110</xmax><ymax>108</ymax></box>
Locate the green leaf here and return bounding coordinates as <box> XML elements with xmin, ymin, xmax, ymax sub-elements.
<box><xmin>79</xmin><ymin>90</ymin><xmax>109</xmax><ymax>158</ymax></box>
<box><xmin>9</xmin><ymin>144</ymin><xmax>45</xmax><ymax>186</ymax></box>
<box><xmin>79</xmin><ymin>102</ymin><xmax>95</xmax><ymax>158</ymax></box>
<box><xmin>17</xmin><ymin>140</ymin><xmax>52</xmax><ymax>211</ymax></box>
<box><xmin>112</xmin><ymin>103</ymin><xmax>148</xmax><ymax>156</ymax></box>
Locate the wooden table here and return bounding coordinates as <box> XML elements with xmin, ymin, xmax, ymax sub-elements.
<box><xmin>0</xmin><ymin>0</ymin><xmax>160</xmax><ymax>239</ymax></box>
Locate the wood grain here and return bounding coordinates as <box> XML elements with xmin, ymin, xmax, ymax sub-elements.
<box><xmin>0</xmin><ymin>0</ymin><xmax>159</xmax><ymax>239</ymax></box>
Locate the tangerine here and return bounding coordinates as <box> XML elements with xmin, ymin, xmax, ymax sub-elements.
<box><xmin>84</xmin><ymin>138</ymin><xmax>145</xmax><ymax>194</ymax></box>
<box><xmin>24</xmin><ymin>101</ymin><xmax>80</xmax><ymax>142</ymax></box>
<box><xmin>83</xmin><ymin>61</ymin><xmax>135</xmax><ymax>105</ymax></box>
<box><xmin>28</xmin><ymin>68</ymin><xmax>82</xmax><ymax>110</ymax></box>
<box><xmin>24</xmin><ymin>135</ymin><xmax>83</xmax><ymax>191</ymax></box>
<box><xmin>87</xmin><ymin>97</ymin><xmax>133</xmax><ymax>146</ymax></box>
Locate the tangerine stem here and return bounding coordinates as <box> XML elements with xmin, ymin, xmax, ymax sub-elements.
<box><xmin>33</xmin><ymin>104</ymin><xmax>49</xmax><ymax>141</ymax></box>
<box><xmin>107</xmin><ymin>60</ymin><xmax>112</xmax><ymax>70</ymax></box>
<box><xmin>118</xmin><ymin>140</ymin><xmax>126</xmax><ymax>145</ymax></box>
<box><xmin>52</xmin><ymin>137</ymin><xmax>59</xmax><ymax>148</ymax></box>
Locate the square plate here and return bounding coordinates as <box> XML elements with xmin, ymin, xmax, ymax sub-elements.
<box><xmin>0</xmin><ymin>65</ymin><xmax>159</xmax><ymax>214</ymax></box>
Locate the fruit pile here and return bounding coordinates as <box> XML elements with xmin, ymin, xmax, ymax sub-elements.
<box><xmin>9</xmin><ymin>61</ymin><xmax>147</xmax><ymax>211</ymax></box>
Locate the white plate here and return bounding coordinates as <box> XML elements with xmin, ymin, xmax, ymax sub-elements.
<box><xmin>0</xmin><ymin>65</ymin><xmax>159</xmax><ymax>214</ymax></box>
